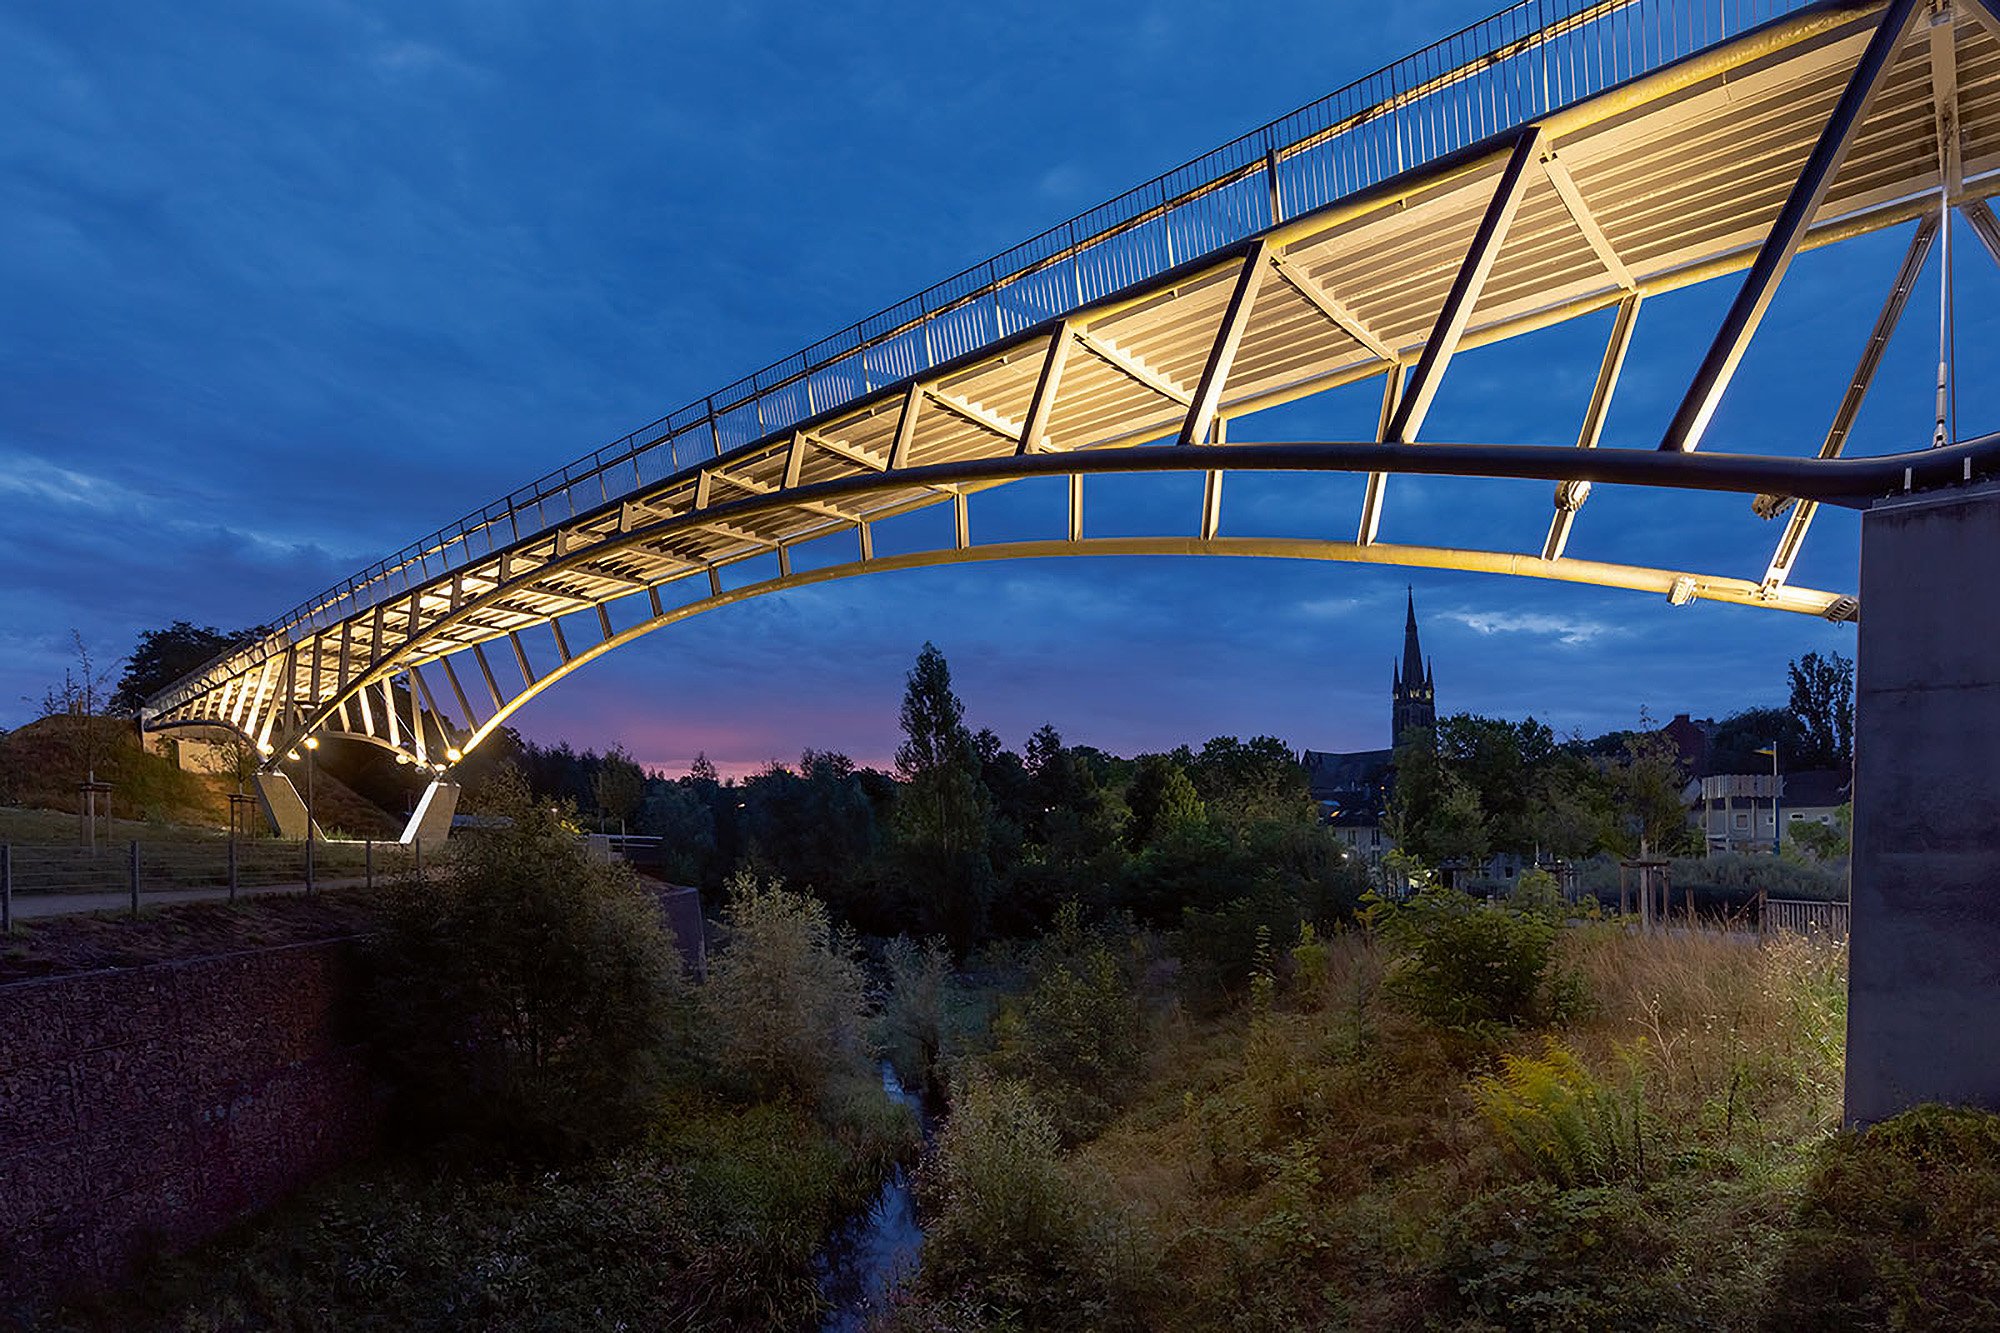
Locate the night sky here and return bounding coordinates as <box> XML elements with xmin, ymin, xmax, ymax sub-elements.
<box><xmin>5</xmin><ymin>1</ymin><xmax>1994</xmax><ymax>776</ymax></box>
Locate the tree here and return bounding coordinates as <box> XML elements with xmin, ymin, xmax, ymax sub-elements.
<box><xmin>592</xmin><ymin>744</ymin><xmax>647</xmax><ymax>830</ymax></box>
<box><xmin>1387</xmin><ymin>727</ymin><xmax>1491</xmax><ymax>867</ymax></box>
<box><xmin>1788</xmin><ymin>650</ymin><xmax>1855</xmax><ymax>772</ymax></box>
<box><xmin>1124</xmin><ymin>752</ymin><xmax>1205</xmax><ymax>851</ymax></box>
<box><xmin>892</xmin><ymin>643</ymin><xmax>993</xmax><ymax>951</ymax></box>
<box><xmin>701</xmin><ymin>873</ymin><xmax>872</xmax><ymax>1101</ymax></box>
<box><xmin>1186</xmin><ymin>734</ymin><xmax>1315</xmax><ymax>830</ymax></box>
<box><xmin>366</xmin><ymin>766</ymin><xmax>683</xmax><ymax>1158</ymax></box>
<box><xmin>34</xmin><ymin>630</ymin><xmax>116</xmax><ymax>783</ymax></box>
<box><xmin>1599</xmin><ymin>728</ymin><xmax>1695</xmax><ymax>855</ymax></box>
<box><xmin>1710</xmin><ymin>706</ymin><xmax>1806</xmax><ymax>776</ymax></box>
<box><xmin>111</xmin><ymin>621</ymin><xmax>243</xmax><ymax>716</ymax></box>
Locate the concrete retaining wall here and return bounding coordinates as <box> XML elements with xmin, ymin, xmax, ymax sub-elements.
<box><xmin>0</xmin><ymin>938</ymin><xmax>382</xmax><ymax>1306</ymax></box>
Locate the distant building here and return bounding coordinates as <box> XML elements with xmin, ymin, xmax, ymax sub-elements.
<box><xmin>1689</xmin><ymin>767</ymin><xmax>1849</xmax><ymax>854</ymax></box>
<box><xmin>1660</xmin><ymin>713</ymin><xmax>1717</xmax><ymax>774</ymax></box>
<box><xmin>1301</xmin><ymin>589</ymin><xmax>1437</xmax><ymax>870</ymax></box>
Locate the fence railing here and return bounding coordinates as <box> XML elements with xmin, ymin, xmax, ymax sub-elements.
<box><xmin>0</xmin><ymin>838</ymin><xmax>434</xmax><ymax>928</ymax></box>
<box><xmin>152</xmin><ymin>0</ymin><xmax>1831</xmax><ymax>711</ymax></box>
<box><xmin>1761</xmin><ymin>895</ymin><xmax>1851</xmax><ymax>939</ymax></box>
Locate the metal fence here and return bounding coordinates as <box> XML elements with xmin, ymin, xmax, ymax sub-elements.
<box><xmin>153</xmin><ymin>0</ymin><xmax>1830</xmax><ymax>711</ymax></box>
<box><xmin>1761</xmin><ymin>896</ymin><xmax>1851</xmax><ymax>939</ymax></box>
<box><xmin>0</xmin><ymin>838</ymin><xmax>432</xmax><ymax>930</ymax></box>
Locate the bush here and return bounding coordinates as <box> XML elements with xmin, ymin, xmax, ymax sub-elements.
<box><xmin>701</xmin><ymin>872</ymin><xmax>872</xmax><ymax>1103</ymax></box>
<box><xmin>1442</xmin><ymin>1181</ymin><xmax>1705</xmax><ymax>1332</ymax></box>
<box><xmin>880</xmin><ymin>934</ymin><xmax>953</xmax><ymax>1099</ymax></box>
<box><xmin>917</xmin><ymin>1074</ymin><xmax>1152</xmax><ymax>1329</ymax></box>
<box><xmin>1766</xmin><ymin>1104</ymin><xmax>2000</xmax><ymax>1330</ymax></box>
<box><xmin>1472</xmin><ymin>1038</ymin><xmax>1647</xmax><ymax>1188</ymax></box>
<box><xmin>367</xmin><ymin>769</ymin><xmax>683</xmax><ymax>1157</ymax></box>
<box><xmin>987</xmin><ymin>904</ymin><xmax>1145</xmax><ymax>1142</ymax></box>
<box><xmin>1365</xmin><ymin>885</ymin><xmax>1559</xmax><ymax>1031</ymax></box>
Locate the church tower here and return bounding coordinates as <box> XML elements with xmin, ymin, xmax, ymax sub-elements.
<box><xmin>1391</xmin><ymin>588</ymin><xmax>1436</xmax><ymax>746</ymax></box>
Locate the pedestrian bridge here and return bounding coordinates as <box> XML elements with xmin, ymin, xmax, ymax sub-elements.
<box><xmin>144</xmin><ymin>0</ymin><xmax>1997</xmax><ymax>777</ymax></box>
<box><xmin>133</xmin><ymin>0</ymin><xmax>2000</xmax><ymax>1127</ymax></box>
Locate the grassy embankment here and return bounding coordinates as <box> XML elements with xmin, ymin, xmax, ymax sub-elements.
<box><xmin>893</xmin><ymin>900</ymin><xmax>2000</xmax><ymax>1331</ymax></box>
<box><xmin>0</xmin><ymin>716</ymin><xmax>398</xmax><ymax>838</ymax></box>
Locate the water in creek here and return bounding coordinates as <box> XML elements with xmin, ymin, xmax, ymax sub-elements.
<box><xmin>817</xmin><ymin>1061</ymin><xmax>931</xmax><ymax>1331</ymax></box>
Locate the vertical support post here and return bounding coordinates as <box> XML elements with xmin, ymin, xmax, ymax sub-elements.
<box><xmin>128</xmin><ymin>840</ymin><xmax>139</xmax><ymax>917</ymax></box>
<box><xmin>1</xmin><ymin>844</ymin><xmax>11</xmax><ymax>935</ymax></box>
<box><xmin>1846</xmin><ymin>481</ymin><xmax>2000</xmax><ymax>1124</ymax></box>
<box><xmin>366</xmin><ymin>838</ymin><xmax>375</xmax><ymax>890</ymax></box>
<box><xmin>228</xmin><ymin>834</ymin><xmax>238</xmax><ymax>904</ymax></box>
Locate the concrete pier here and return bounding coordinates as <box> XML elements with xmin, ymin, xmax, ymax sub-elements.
<box><xmin>1845</xmin><ymin>482</ymin><xmax>2000</xmax><ymax>1125</ymax></box>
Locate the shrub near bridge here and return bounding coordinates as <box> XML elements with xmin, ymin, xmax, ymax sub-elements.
<box><xmin>367</xmin><ymin>769</ymin><xmax>684</xmax><ymax>1158</ymax></box>
<box><xmin>1364</xmin><ymin>885</ymin><xmax>1564</xmax><ymax>1031</ymax></box>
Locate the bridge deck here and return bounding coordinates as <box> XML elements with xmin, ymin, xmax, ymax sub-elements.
<box><xmin>144</xmin><ymin>0</ymin><xmax>2000</xmax><ymax>766</ymax></box>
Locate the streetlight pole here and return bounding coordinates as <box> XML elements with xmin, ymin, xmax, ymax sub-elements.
<box><xmin>304</xmin><ymin>735</ymin><xmax>318</xmax><ymax>892</ymax></box>
<box><xmin>1757</xmin><ymin>742</ymin><xmax>1782</xmax><ymax>856</ymax></box>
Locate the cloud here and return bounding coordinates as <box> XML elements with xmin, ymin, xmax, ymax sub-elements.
<box><xmin>1442</xmin><ymin>608</ymin><xmax>1618</xmax><ymax>647</ymax></box>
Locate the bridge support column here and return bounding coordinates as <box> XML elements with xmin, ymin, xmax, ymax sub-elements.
<box><xmin>1845</xmin><ymin>481</ymin><xmax>2000</xmax><ymax>1125</ymax></box>
<box><xmin>401</xmin><ymin>780</ymin><xmax>459</xmax><ymax>849</ymax></box>
<box><xmin>252</xmin><ymin>771</ymin><xmax>324</xmax><ymax>841</ymax></box>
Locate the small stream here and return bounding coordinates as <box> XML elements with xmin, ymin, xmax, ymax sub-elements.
<box><xmin>817</xmin><ymin>1061</ymin><xmax>932</xmax><ymax>1331</ymax></box>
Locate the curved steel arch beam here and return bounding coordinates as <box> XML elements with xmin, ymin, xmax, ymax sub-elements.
<box><xmin>438</xmin><ymin>534</ymin><xmax>1852</xmax><ymax>764</ymax></box>
<box><xmin>271</xmin><ymin>432</ymin><xmax>1999</xmax><ymax>752</ymax></box>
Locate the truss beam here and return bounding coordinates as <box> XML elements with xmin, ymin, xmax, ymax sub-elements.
<box><xmin>1660</xmin><ymin>0</ymin><xmax>1924</xmax><ymax>453</ymax></box>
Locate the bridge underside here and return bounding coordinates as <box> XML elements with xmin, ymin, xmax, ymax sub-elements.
<box><xmin>144</xmin><ymin>0</ymin><xmax>2000</xmax><ymax>782</ymax></box>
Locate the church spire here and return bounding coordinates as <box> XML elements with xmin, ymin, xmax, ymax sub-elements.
<box><xmin>1401</xmin><ymin>587</ymin><xmax>1425</xmax><ymax>686</ymax></box>
<box><xmin>1391</xmin><ymin>587</ymin><xmax>1437</xmax><ymax>747</ymax></box>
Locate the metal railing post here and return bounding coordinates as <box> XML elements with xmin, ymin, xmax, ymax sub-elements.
<box><xmin>2</xmin><ymin>844</ymin><xmax>11</xmax><ymax>935</ymax></box>
<box><xmin>128</xmin><ymin>840</ymin><xmax>140</xmax><ymax>917</ymax></box>
<box><xmin>366</xmin><ymin>838</ymin><xmax>374</xmax><ymax>890</ymax></box>
<box><xmin>228</xmin><ymin>835</ymin><xmax>239</xmax><ymax>904</ymax></box>
<box><xmin>305</xmin><ymin>833</ymin><xmax>315</xmax><ymax>896</ymax></box>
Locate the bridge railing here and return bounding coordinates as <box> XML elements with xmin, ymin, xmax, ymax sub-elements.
<box><xmin>158</xmin><ymin>0</ymin><xmax>1828</xmax><ymax>707</ymax></box>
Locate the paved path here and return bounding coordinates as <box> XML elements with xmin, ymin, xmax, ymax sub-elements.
<box><xmin>8</xmin><ymin>876</ymin><xmax>373</xmax><ymax>921</ymax></box>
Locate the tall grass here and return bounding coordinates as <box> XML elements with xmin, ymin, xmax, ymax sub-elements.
<box><xmin>903</xmin><ymin>921</ymin><xmax>1869</xmax><ymax>1331</ymax></box>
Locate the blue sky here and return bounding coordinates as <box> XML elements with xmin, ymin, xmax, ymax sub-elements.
<box><xmin>4</xmin><ymin>1</ymin><xmax>1992</xmax><ymax>775</ymax></box>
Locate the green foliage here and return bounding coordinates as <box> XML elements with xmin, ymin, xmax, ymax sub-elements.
<box><xmin>1289</xmin><ymin>921</ymin><xmax>1330</xmax><ymax>1004</ymax></box>
<box><xmin>1786</xmin><ymin>649</ymin><xmax>1854</xmax><ymax>773</ymax></box>
<box><xmin>1767</xmin><ymin>1104</ymin><xmax>2000</xmax><ymax>1330</ymax></box>
<box><xmin>988</xmin><ymin>904</ymin><xmax>1145</xmax><ymax>1143</ymax></box>
<box><xmin>1124</xmin><ymin>752</ymin><xmax>1205</xmax><ymax>850</ymax></box>
<box><xmin>1387</xmin><ymin>727</ymin><xmax>1491</xmax><ymax>865</ymax></box>
<box><xmin>701</xmin><ymin>872</ymin><xmax>873</xmax><ymax>1103</ymax></box>
<box><xmin>1666</xmin><ymin>851</ymin><xmax>1846</xmax><ymax>903</ymax></box>
<box><xmin>891</xmin><ymin>642</ymin><xmax>994</xmax><ymax>953</ymax></box>
<box><xmin>881</xmin><ymin>933</ymin><xmax>954</xmax><ymax>1098</ymax></box>
<box><xmin>111</xmin><ymin>620</ymin><xmax>243</xmax><ymax>716</ymax></box>
<box><xmin>1443</xmin><ymin>1181</ymin><xmax>1710</xmax><ymax>1332</ymax></box>
<box><xmin>1787</xmin><ymin>804</ymin><xmax>1851</xmax><ymax>862</ymax></box>
<box><xmin>366</xmin><ymin>768</ymin><xmax>683</xmax><ymax>1157</ymax></box>
<box><xmin>588</xmin><ymin>743</ymin><xmax>646</xmax><ymax>827</ymax></box>
<box><xmin>1473</xmin><ymin>1039</ymin><xmax>1648</xmax><ymax>1188</ymax></box>
<box><xmin>1184</xmin><ymin>734</ymin><xmax>1314</xmax><ymax>831</ymax></box>
<box><xmin>1365</xmin><ymin>885</ymin><xmax>1558</xmax><ymax>1030</ymax></box>
<box><xmin>1508</xmin><ymin>865</ymin><xmax>1566</xmax><ymax>917</ymax></box>
<box><xmin>917</xmin><ymin>1074</ymin><xmax>1152</xmax><ymax>1329</ymax></box>
<box><xmin>83</xmin><ymin>1091</ymin><xmax>913</xmax><ymax>1332</ymax></box>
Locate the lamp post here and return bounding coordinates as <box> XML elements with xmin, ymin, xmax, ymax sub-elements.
<box><xmin>286</xmin><ymin>736</ymin><xmax>320</xmax><ymax>891</ymax></box>
<box><xmin>1756</xmin><ymin>742</ymin><xmax>1781</xmax><ymax>855</ymax></box>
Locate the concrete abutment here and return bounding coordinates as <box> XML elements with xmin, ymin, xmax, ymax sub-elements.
<box><xmin>1845</xmin><ymin>481</ymin><xmax>2000</xmax><ymax>1125</ymax></box>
